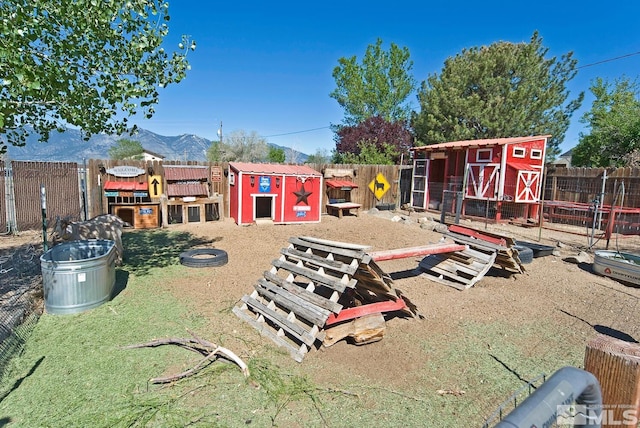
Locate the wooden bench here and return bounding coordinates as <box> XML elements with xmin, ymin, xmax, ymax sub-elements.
<box><xmin>326</xmin><ymin>202</ymin><xmax>362</xmax><ymax>218</ymax></box>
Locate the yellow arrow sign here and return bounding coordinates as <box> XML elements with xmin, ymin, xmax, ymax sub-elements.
<box><xmin>148</xmin><ymin>175</ymin><xmax>163</xmax><ymax>198</ymax></box>
<box><xmin>368</xmin><ymin>173</ymin><xmax>390</xmax><ymax>200</ymax></box>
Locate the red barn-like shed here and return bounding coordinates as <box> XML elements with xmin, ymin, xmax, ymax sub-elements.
<box><xmin>228</xmin><ymin>162</ymin><xmax>323</xmax><ymax>226</ymax></box>
<box><xmin>409</xmin><ymin>135</ymin><xmax>550</xmax><ymax>222</ymax></box>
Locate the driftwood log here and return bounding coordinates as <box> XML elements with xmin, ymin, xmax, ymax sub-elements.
<box><xmin>123</xmin><ymin>331</ymin><xmax>249</xmax><ymax>383</ymax></box>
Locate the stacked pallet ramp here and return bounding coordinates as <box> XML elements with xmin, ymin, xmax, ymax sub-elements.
<box><xmin>233</xmin><ymin>236</ymin><xmax>417</xmax><ymax>362</ymax></box>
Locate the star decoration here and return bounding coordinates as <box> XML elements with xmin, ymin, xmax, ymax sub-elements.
<box><xmin>293</xmin><ymin>183</ymin><xmax>312</xmax><ymax>205</ymax></box>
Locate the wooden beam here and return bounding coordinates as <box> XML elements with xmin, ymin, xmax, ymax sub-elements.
<box><xmin>369</xmin><ymin>242</ymin><xmax>466</xmax><ymax>261</ymax></box>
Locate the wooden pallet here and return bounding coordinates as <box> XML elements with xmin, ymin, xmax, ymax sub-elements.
<box><xmin>233</xmin><ymin>236</ymin><xmax>415</xmax><ymax>361</ymax></box>
<box><xmin>419</xmin><ymin>246</ymin><xmax>497</xmax><ymax>290</ymax></box>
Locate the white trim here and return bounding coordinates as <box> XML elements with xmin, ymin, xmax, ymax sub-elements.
<box><xmin>512</xmin><ymin>146</ymin><xmax>526</xmax><ymax>158</ymax></box>
<box><xmin>476</xmin><ymin>148</ymin><xmax>492</xmax><ymax>162</ymax></box>
<box><xmin>530</xmin><ymin>149</ymin><xmax>543</xmax><ymax>160</ymax></box>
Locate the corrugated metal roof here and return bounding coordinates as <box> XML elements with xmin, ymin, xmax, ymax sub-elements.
<box><xmin>167</xmin><ymin>182</ymin><xmax>208</xmax><ymax>197</ymax></box>
<box><xmin>230</xmin><ymin>162</ymin><xmax>321</xmax><ymax>176</ymax></box>
<box><xmin>103</xmin><ymin>181</ymin><xmax>148</xmax><ymax>191</ymax></box>
<box><xmin>164</xmin><ymin>165</ymin><xmax>209</xmax><ymax>181</ymax></box>
<box><xmin>411</xmin><ymin>135</ymin><xmax>551</xmax><ymax>152</ymax></box>
<box><xmin>326</xmin><ymin>179</ymin><xmax>358</xmax><ymax>189</ymax></box>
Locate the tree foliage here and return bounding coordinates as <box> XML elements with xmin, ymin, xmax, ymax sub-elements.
<box><xmin>267</xmin><ymin>146</ymin><xmax>286</xmax><ymax>163</ymax></box>
<box><xmin>305</xmin><ymin>149</ymin><xmax>331</xmax><ymax>165</ymax></box>
<box><xmin>413</xmin><ymin>32</ymin><xmax>583</xmax><ymax>159</ymax></box>
<box><xmin>572</xmin><ymin>77</ymin><xmax>640</xmax><ymax>167</ymax></box>
<box><xmin>206</xmin><ymin>130</ymin><xmax>267</xmax><ymax>162</ymax></box>
<box><xmin>330</xmin><ymin>38</ymin><xmax>416</xmax><ymax>127</ymax></box>
<box><xmin>337</xmin><ymin>141</ymin><xmax>398</xmax><ymax>165</ymax></box>
<box><xmin>0</xmin><ymin>1</ymin><xmax>195</xmax><ymax>152</ymax></box>
<box><xmin>108</xmin><ymin>138</ymin><xmax>144</xmax><ymax>160</ymax></box>
<box><xmin>334</xmin><ymin>116</ymin><xmax>411</xmax><ymax>164</ymax></box>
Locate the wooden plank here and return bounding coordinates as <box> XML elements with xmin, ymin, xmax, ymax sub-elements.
<box><xmin>232</xmin><ymin>306</ymin><xmax>307</xmax><ymax>362</ymax></box>
<box><xmin>263</xmin><ymin>271</ymin><xmax>343</xmax><ymax>313</ymax></box>
<box><xmin>323</xmin><ymin>313</ymin><xmax>386</xmax><ymax>347</ymax></box>
<box><xmin>448</xmin><ymin>224</ymin><xmax>507</xmax><ymax>246</ymax></box>
<box><xmin>289</xmin><ymin>237</ymin><xmax>369</xmax><ymax>261</ymax></box>
<box><xmin>324</xmin><ymin>298</ymin><xmax>407</xmax><ymax>326</ymax></box>
<box><xmin>446</xmin><ymin>231</ymin><xmax>508</xmax><ymax>252</ymax></box>
<box><xmin>280</xmin><ymin>247</ymin><xmax>358</xmax><ymax>276</ymax></box>
<box><xmin>255</xmin><ymin>280</ymin><xmax>330</xmax><ymax>326</ymax></box>
<box><xmin>240</xmin><ymin>295</ymin><xmax>319</xmax><ymax>346</ymax></box>
<box><xmin>368</xmin><ymin>243</ymin><xmax>466</xmax><ymax>261</ymax></box>
<box><xmin>271</xmin><ymin>258</ymin><xmax>356</xmax><ymax>292</ymax></box>
<box><xmin>420</xmin><ymin>271</ymin><xmax>467</xmax><ymax>290</ymax></box>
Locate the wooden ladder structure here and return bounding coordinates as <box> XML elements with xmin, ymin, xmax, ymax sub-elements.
<box><xmin>233</xmin><ymin>236</ymin><xmax>417</xmax><ymax>362</ymax></box>
<box><xmin>418</xmin><ymin>224</ymin><xmax>525</xmax><ymax>290</ymax></box>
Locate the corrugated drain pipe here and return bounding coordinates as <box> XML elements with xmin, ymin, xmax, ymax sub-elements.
<box><xmin>495</xmin><ymin>366</ymin><xmax>602</xmax><ymax>428</ymax></box>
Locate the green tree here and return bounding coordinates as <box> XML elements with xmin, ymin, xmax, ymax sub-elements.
<box><xmin>267</xmin><ymin>146</ymin><xmax>286</xmax><ymax>163</ymax></box>
<box><xmin>330</xmin><ymin>38</ymin><xmax>416</xmax><ymax>127</ymax></box>
<box><xmin>0</xmin><ymin>1</ymin><xmax>195</xmax><ymax>152</ymax></box>
<box><xmin>572</xmin><ymin>77</ymin><xmax>640</xmax><ymax>167</ymax></box>
<box><xmin>206</xmin><ymin>130</ymin><xmax>267</xmax><ymax>162</ymax></box>
<box><xmin>336</xmin><ymin>141</ymin><xmax>398</xmax><ymax>165</ymax></box>
<box><xmin>413</xmin><ymin>32</ymin><xmax>583</xmax><ymax>159</ymax></box>
<box><xmin>108</xmin><ymin>138</ymin><xmax>144</xmax><ymax>160</ymax></box>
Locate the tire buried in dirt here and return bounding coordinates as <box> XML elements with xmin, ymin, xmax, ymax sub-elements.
<box><xmin>180</xmin><ymin>249</ymin><xmax>229</xmax><ymax>268</ymax></box>
<box><xmin>512</xmin><ymin>244</ymin><xmax>534</xmax><ymax>264</ymax></box>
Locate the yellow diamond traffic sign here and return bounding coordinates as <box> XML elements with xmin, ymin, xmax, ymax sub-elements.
<box><xmin>368</xmin><ymin>173</ymin><xmax>390</xmax><ymax>200</ymax></box>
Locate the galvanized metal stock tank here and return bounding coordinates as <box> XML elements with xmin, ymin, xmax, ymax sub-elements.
<box><xmin>40</xmin><ymin>239</ymin><xmax>117</xmax><ymax>315</ymax></box>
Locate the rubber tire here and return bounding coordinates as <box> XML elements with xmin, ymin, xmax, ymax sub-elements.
<box><xmin>512</xmin><ymin>244</ymin><xmax>534</xmax><ymax>264</ymax></box>
<box><xmin>180</xmin><ymin>249</ymin><xmax>228</xmax><ymax>268</ymax></box>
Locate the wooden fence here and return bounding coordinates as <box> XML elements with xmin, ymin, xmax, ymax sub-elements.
<box><xmin>1</xmin><ymin>161</ymin><xmax>639</xmax><ymax>234</ymax></box>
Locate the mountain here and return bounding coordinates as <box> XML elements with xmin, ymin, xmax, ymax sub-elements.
<box><xmin>5</xmin><ymin>127</ymin><xmax>308</xmax><ymax>163</ymax></box>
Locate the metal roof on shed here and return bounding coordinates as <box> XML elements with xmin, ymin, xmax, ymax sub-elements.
<box><xmin>167</xmin><ymin>182</ymin><xmax>209</xmax><ymax>197</ymax></box>
<box><xmin>164</xmin><ymin>165</ymin><xmax>209</xmax><ymax>181</ymax></box>
<box><xmin>410</xmin><ymin>135</ymin><xmax>551</xmax><ymax>152</ymax></box>
<box><xmin>230</xmin><ymin>162</ymin><xmax>321</xmax><ymax>176</ymax></box>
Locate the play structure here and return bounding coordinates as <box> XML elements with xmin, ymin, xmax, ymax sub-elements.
<box><xmin>233</xmin><ymin>226</ymin><xmax>525</xmax><ymax>361</ymax></box>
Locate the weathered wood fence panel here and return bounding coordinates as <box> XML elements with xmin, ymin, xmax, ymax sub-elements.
<box><xmin>12</xmin><ymin>161</ymin><xmax>81</xmax><ymax>232</ymax></box>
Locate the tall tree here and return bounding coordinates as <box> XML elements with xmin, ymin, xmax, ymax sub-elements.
<box><xmin>206</xmin><ymin>130</ymin><xmax>267</xmax><ymax>162</ymax></box>
<box><xmin>108</xmin><ymin>138</ymin><xmax>144</xmax><ymax>160</ymax></box>
<box><xmin>334</xmin><ymin>116</ymin><xmax>412</xmax><ymax>164</ymax></box>
<box><xmin>330</xmin><ymin>38</ymin><xmax>416</xmax><ymax>127</ymax></box>
<box><xmin>338</xmin><ymin>141</ymin><xmax>398</xmax><ymax>165</ymax></box>
<box><xmin>413</xmin><ymin>32</ymin><xmax>583</xmax><ymax>159</ymax></box>
<box><xmin>572</xmin><ymin>77</ymin><xmax>640</xmax><ymax>167</ymax></box>
<box><xmin>0</xmin><ymin>1</ymin><xmax>195</xmax><ymax>152</ymax></box>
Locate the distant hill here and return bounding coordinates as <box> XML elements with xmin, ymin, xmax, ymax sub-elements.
<box><xmin>5</xmin><ymin>127</ymin><xmax>308</xmax><ymax>164</ymax></box>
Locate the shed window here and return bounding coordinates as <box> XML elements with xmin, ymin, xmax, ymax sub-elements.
<box><xmin>512</xmin><ymin>147</ymin><xmax>526</xmax><ymax>158</ymax></box>
<box><xmin>530</xmin><ymin>149</ymin><xmax>542</xmax><ymax>159</ymax></box>
<box><xmin>476</xmin><ymin>149</ymin><xmax>492</xmax><ymax>162</ymax></box>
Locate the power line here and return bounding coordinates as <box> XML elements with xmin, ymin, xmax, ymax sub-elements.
<box><xmin>578</xmin><ymin>50</ymin><xmax>640</xmax><ymax>69</ymax></box>
<box><xmin>262</xmin><ymin>126</ymin><xmax>331</xmax><ymax>138</ymax></box>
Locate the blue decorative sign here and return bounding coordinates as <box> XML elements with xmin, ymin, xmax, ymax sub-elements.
<box><xmin>104</xmin><ymin>191</ymin><xmax>119</xmax><ymax>197</ymax></box>
<box><xmin>259</xmin><ymin>176</ymin><xmax>271</xmax><ymax>193</ymax></box>
<box><xmin>133</xmin><ymin>192</ymin><xmax>148</xmax><ymax>197</ymax></box>
<box><xmin>139</xmin><ymin>208</ymin><xmax>153</xmax><ymax>215</ymax></box>
<box><xmin>296</xmin><ymin>211</ymin><xmax>307</xmax><ymax>218</ymax></box>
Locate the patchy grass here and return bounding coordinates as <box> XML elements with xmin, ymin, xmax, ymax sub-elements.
<box><xmin>0</xmin><ymin>229</ymin><xmax>591</xmax><ymax>427</ymax></box>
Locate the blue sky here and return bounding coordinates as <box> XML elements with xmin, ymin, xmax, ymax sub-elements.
<box><xmin>134</xmin><ymin>1</ymin><xmax>640</xmax><ymax>157</ymax></box>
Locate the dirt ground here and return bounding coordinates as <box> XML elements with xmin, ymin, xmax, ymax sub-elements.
<box><xmin>3</xmin><ymin>209</ymin><xmax>640</xmax><ymax>422</ymax></box>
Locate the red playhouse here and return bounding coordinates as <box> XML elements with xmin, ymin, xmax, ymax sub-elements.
<box><xmin>228</xmin><ymin>162</ymin><xmax>323</xmax><ymax>225</ymax></box>
<box><xmin>409</xmin><ymin>135</ymin><xmax>550</xmax><ymax>222</ymax></box>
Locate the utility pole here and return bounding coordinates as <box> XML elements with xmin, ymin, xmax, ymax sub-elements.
<box><xmin>217</xmin><ymin>121</ymin><xmax>223</xmax><ymax>144</ymax></box>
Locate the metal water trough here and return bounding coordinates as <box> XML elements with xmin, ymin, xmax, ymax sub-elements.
<box><xmin>40</xmin><ymin>239</ymin><xmax>117</xmax><ymax>315</ymax></box>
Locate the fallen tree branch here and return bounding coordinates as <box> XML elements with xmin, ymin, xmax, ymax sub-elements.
<box><xmin>122</xmin><ymin>334</ymin><xmax>249</xmax><ymax>383</ymax></box>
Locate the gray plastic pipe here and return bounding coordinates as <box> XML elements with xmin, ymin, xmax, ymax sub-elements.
<box><xmin>495</xmin><ymin>366</ymin><xmax>602</xmax><ymax>428</ymax></box>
